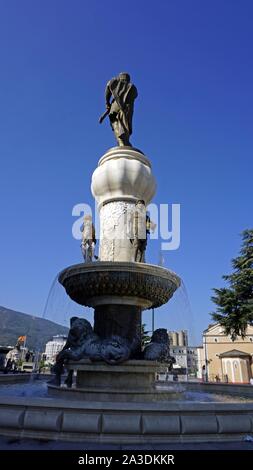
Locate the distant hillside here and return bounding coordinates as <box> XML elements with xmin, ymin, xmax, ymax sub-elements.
<box><xmin>0</xmin><ymin>306</ymin><xmax>69</xmax><ymax>351</ymax></box>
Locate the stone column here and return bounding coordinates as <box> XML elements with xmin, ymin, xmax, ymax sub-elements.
<box><xmin>91</xmin><ymin>147</ymin><xmax>156</xmax><ymax>262</ymax></box>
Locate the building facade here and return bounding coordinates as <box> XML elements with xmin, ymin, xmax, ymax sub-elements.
<box><xmin>168</xmin><ymin>329</ymin><xmax>188</xmax><ymax>347</ymax></box>
<box><xmin>167</xmin><ymin>330</ymin><xmax>198</xmax><ymax>376</ymax></box>
<box><xmin>44</xmin><ymin>335</ymin><xmax>67</xmax><ymax>363</ymax></box>
<box><xmin>186</xmin><ymin>347</ymin><xmax>199</xmax><ymax>375</ymax></box>
<box><xmin>197</xmin><ymin>323</ymin><xmax>253</xmax><ymax>383</ymax></box>
<box><xmin>169</xmin><ymin>345</ymin><xmax>198</xmax><ymax>375</ymax></box>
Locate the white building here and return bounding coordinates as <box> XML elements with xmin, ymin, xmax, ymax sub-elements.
<box><xmin>186</xmin><ymin>347</ymin><xmax>198</xmax><ymax>375</ymax></box>
<box><xmin>44</xmin><ymin>335</ymin><xmax>67</xmax><ymax>363</ymax></box>
<box><xmin>170</xmin><ymin>346</ymin><xmax>188</xmax><ymax>369</ymax></box>
<box><xmin>169</xmin><ymin>345</ymin><xmax>198</xmax><ymax>374</ymax></box>
<box><xmin>167</xmin><ymin>329</ymin><xmax>198</xmax><ymax>375</ymax></box>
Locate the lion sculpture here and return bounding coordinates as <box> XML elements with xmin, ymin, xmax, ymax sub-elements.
<box><xmin>49</xmin><ymin>317</ymin><xmax>133</xmax><ymax>387</ymax></box>
<box><xmin>143</xmin><ymin>328</ymin><xmax>175</xmax><ymax>369</ymax></box>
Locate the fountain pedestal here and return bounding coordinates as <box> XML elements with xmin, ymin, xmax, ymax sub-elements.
<box><xmin>53</xmin><ymin>146</ymin><xmax>180</xmax><ymax>401</ymax></box>
<box><xmin>48</xmin><ymin>359</ymin><xmax>176</xmax><ymax>402</ymax></box>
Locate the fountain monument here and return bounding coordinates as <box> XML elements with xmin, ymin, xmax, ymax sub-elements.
<box><xmin>48</xmin><ymin>72</ymin><xmax>181</xmax><ymax>401</ymax></box>
<box><xmin>1</xmin><ymin>74</ymin><xmax>252</xmax><ymax>444</ymax></box>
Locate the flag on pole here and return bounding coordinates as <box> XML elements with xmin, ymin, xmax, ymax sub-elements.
<box><xmin>17</xmin><ymin>335</ymin><xmax>26</xmax><ymax>343</ymax></box>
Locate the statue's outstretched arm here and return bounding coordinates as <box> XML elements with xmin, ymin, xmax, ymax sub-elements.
<box><xmin>105</xmin><ymin>82</ymin><xmax>112</xmax><ymax>108</ymax></box>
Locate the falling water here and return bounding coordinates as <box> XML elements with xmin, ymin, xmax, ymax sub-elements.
<box><xmin>28</xmin><ymin>272</ymin><xmax>93</xmax><ymax>383</ymax></box>
<box><xmin>42</xmin><ymin>273</ymin><xmax>93</xmax><ymax>327</ymax></box>
<box><xmin>142</xmin><ymin>278</ymin><xmax>197</xmax><ymax>345</ymax></box>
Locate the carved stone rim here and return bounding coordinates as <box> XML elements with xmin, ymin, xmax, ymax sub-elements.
<box><xmin>58</xmin><ymin>262</ymin><xmax>181</xmax><ymax>309</ymax></box>
<box><xmin>98</xmin><ymin>147</ymin><xmax>151</xmax><ymax>168</ymax></box>
<box><xmin>105</xmin><ymin>146</ymin><xmax>145</xmax><ymax>155</ymax></box>
<box><xmin>59</xmin><ymin>261</ymin><xmax>181</xmax><ymax>287</ymax></box>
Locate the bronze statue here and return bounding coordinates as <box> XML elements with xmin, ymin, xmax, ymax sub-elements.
<box><xmin>130</xmin><ymin>200</ymin><xmax>156</xmax><ymax>262</ymax></box>
<box><xmin>81</xmin><ymin>215</ymin><xmax>96</xmax><ymax>262</ymax></box>
<box><xmin>49</xmin><ymin>317</ymin><xmax>136</xmax><ymax>387</ymax></box>
<box><xmin>143</xmin><ymin>328</ymin><xmax>175</xmax><ymax>370</ymax></box>
<box><xmin>49</xmin><ymin>318</ymin><xmax>173</xmax><ymax>388</ymax></box>
<box><xmin>130</xmin><ymin>200</ymin><xmax>147</xmax><ymax>262</ymax></box>
<box><xmin>99</xmin><ymin>72</ymin><xmax>138</xmax><ymax>147</ymax></box>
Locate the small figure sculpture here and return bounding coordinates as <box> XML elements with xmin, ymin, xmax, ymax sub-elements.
<box><xmin>81</xmin><ymin>215</ymin><xmax>96</xmax><ymax>262</ymax></box>
<box><xmin>99</xmin><ymin>72</ymin><xmax>138</xmax><ymax>147</ymax></box>
<box><xmin>49</xmin><ymin>317</ymin><xmax>135</xmax><ymax>387</ymax></box>
<box><xmin>130</xmin><ymin>200</ymin><xmax>148</xmax><ymax>262</ymax></box>
<box><xmin>146</xmin><ymin>212</ymin><xmax>156</xmax><ymax>237</ymax></box>
<box><xmin>143</xmin><ymin>328</ymin><xmax>175</xmax><ymax>370</ymax></box>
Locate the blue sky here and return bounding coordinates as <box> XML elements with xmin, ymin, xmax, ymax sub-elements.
<box><xmin>0</xmin><ymin>1</ymin><xmax>252</xmax><ymax>344</ymax></box>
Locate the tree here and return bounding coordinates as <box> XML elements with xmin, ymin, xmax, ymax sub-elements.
<box><xmin>211</xmin><ymin>229</ymin><xmax>253</xmax><ymax>340</ymax></box>
<box><xmin>141</xmin><ymin>323</ymin><xmax>151</xmax><ymax>349</ymax></box>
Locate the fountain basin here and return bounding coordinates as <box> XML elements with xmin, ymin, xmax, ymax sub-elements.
<box><xmin>58</xmin><ymin>261</ymin><xmax>181</xmax><ymax>309</ymax></box>
<box><xmin>0</xmin><ymin>379</ymin><xmax>253</xmax><ymax>443</ymax></box>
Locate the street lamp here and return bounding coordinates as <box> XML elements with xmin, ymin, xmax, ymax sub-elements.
<box><xmin>204</xmin><ymin>332</ymin><xmax>209</xmax><ymax>382</ymax></box>
<box><xmin>151</xmin><ymin>308</ymin><xmax>155</xmax><ymax>334</ymax></box>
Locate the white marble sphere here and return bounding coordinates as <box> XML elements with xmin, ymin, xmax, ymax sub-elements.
<box><xmin>91</xmin><ymin>147</ymin><xmax>156</xmax><ymax>208</ymax></box>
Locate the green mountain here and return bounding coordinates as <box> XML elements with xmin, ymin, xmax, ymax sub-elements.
<box><xmin>0</xmin><ymin>306</ymin><xmax>69</xmax><ymax>351</ymax></box>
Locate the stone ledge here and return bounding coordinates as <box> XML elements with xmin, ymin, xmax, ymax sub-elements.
<box><xmin>217</xmin><ymin>415</ymin><xmax>252</xmax><ymax>433</ymax></box>
<box><xmin>186</xmin><ymin>381</ymin><xmax>253</xmax><ymax>398</ymax></box>
<box><xmin>181</xmin><ymin>415</ymin><xmax>218</xmax><ymax>434</ymax></box>
<box><xmin>1</xmin><ymin>394</ymin><xmax>253</xmax><ymax>411</ymax></box>
<box><xmin>102</xmin><ymin>414</ymin><xmax>141</xmax><ymax>434</ymax></box>
<box><xmin>142</xmin><ymin>414</ymin><xmax>180</xmax><ymax>435</ymax></box>
<box><xmin>0</xmin><ymin>374</ymin><xmax>31</xmax><ymax>384</ymax></box>
<box><xmin>0</xmin><ymin>398</ymin><xmax>252</xmax><ymax>443</ymax></box>
<box><xmin>62</xmin><ymin>412</ymin><xmax>101</xmax><ymax>433</ymax></box>
<box><xmin>0</xmin><ymin>408</ymin><xmax>25</xmax><ymax>429</ymax></box>
<box><xmin>23</xmin><ymin>409</ymin><xmax>63</xmax><ymax>432</ymax></box>
<box><xmin>66</xmin><ymin>359</ymin><xmax>161</xmax><ymax>373</ymax></box>
<box><xmin>47</xmin><ymin>384</ymin><xmax>176</xmax><ymax>402</ymax></box>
